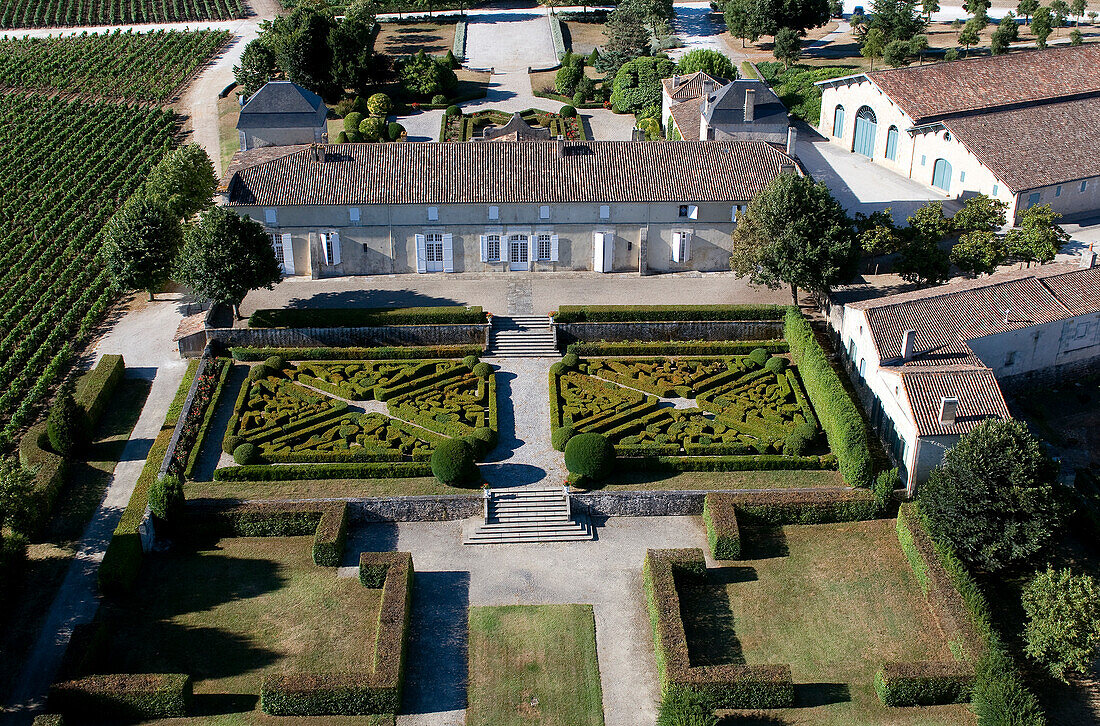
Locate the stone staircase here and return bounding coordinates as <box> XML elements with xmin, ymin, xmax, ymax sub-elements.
<box><xmin>487</xmin><ymin>315</ymin><xmax>558</xmax><ymax>358</ymax></box>
<box><xmin>464</xmin><ymin>488</ymin><xmax>594</xmax><ymax>544</ymax></box>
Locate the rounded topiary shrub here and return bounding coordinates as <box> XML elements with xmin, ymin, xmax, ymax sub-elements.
<box><xmin>343</xmin><ymin>111</ymin><xmax>364</xmax><ymax>134</ymax></box>
<box><xmin>222</xmin><ymin>434</ymin><xmax>245</xmax><ymax>455</ymax></box>
<box><xmin>462</xmin><ymin>354</ymin><xmax>479</xmax><ymax>370</ymax></box>
<box><xmin>233</xmin><ymin>443</ymin><xmax>258</xmax><ymax>465</ymax></box>
<box><xmin>337</xmin><ymin>130</ymin><xmax>349</xmax><ymax>143</ymax></box>
<box><xmin>473</xmin><ymin>361</ymin><xmax>493</xmax><ymax>378</ymax></box>
<box><xmin>561</xmin><ymin>352</ymin><xmax>580</xmax><ymax>369</ymax></box>
<box><xmin>560</xmin><ymin>104</ymin><xmax>576</xmax><ymax>118</ymax></box>
<box><xmin>549</xmin><ymin>362</ymin><xmax>564</xmax><ymax>375</ymax></box>
<box><xmin>572</xmin><ymin>91</ymin><xmax>585</xmax><ymax>107</ymax></box>
<box><xmin>46</xmin><ymin>383</ymin><xmax>81</xmax><ymax>456</ymax></box>
<box><xmin>431</xmin><ymin>438</ymin><xmax>478</xmax><ymax>486</ymax></box>
<box><xmin>764</xmin><ymin>356</ymin><xmax>788</xmax><ymax>374</ymax></box>
<box><xmin>148</xmin><ymin>474</ymin><xmax>185</xmax><ymax>522</ymax></box>
<box><xmin>366</xmin><ymin>92</ymin><xmax>393</xmax><ymax>117</ymax></box>
<box><xmin>783</xmin><ymin>430</ymin><xmax>810</xmax><ymax>456</ymax></box>
<box><xmin>445</xmin><ymin>104</ymin><xmax>460</xmax><ymax>116</ymax></box>
<box><xmin>564</xmin><ymin>432</ymin><xmax>614</xmax><ymax>484</ymax></box>
<box><xmin>796</xmin><ymin>422</ymin><xmax>817</xmax><ymax>441</ymax></box>
<box><xmin>359</xmin><ymin>116</ymin><xmax>385</xmax><ymax>141</ymax></box>
<box><xmin>248</xmin><ymin>363</ymin><xmax>271</xmax><ymax>381</ymax></box>
<box><xmin>467</xmin><ymin>426</ymin><xmax>497</xmax><ymax>457</ymax></box>
<box><xmin>749</xmin><ymin>348</ymin><xmax>770</xmax><ymax>367</ymax></box>
<box><xmin>432</xmin><ymin>94</ymin><xmax>448</xmax><ymax>105</ymax></box>
<box><xmin>264</xmin><ymin>355</ymin><xmax>286</xmax><ymax>372</ymax></box>
<box><xmin>552</xmin><ymin>424</ymin><xmax>576</xmax><ymax>452</ymax></box>
<box><xmin>387</xmin><ymin>122</ymin><xmax>406</xmax><ymax>141</ymax></box>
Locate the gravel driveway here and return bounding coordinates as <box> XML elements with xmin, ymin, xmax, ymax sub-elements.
<box><xmin>464</xmin><ymin>11</ymin><xmax>558</xmax><ymax>70</ymax></box>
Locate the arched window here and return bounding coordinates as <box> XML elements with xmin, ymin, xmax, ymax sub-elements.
<box><xmin>853</xmin><ymin>106</ymin><xmax>877</xmax><ymax>158</ymax></box>
<box><xmin>932</xmin><ymin>158</ymin><xmax>953</xmax><ymax>192</ymax></box>
<box><xmin>832</xmin><ymin>105</ymin><xmax>845</xmax><ymax>138</ymax></box>
<box><xmin>884</xmin><ymin>125</ymin><xmax>899</xmax><ymax>161</ymax></box>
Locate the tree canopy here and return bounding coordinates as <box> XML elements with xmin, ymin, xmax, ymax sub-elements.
<box><xmin>919</xmin><ymin>419</ymin><xmax>1062</xmax><ymax>573</ymax></box>
<box><xmin>1005</xmin><ymin>203</ymin><xmax>1069</xmax><ymax>264</ymax></box>
<box><xmin>397</xmin><ymin>50</ymin><xmax>457</xmax><ymax>99</ymax></box>
<box><xmin>730</xmin><ymin>173</ymin><xmax>859</xmax><ymax>304</ymax></box>
<box><xmin>869</xmin><ymin>0</ymin><xmax>926</xmax><ymax>41</ymax></box>
<box><xmin>174</xmin><ymin>206</ymin><xmax>283</xmax><ymax>318</ymax></box>
<box><xmin>675</xmin><ymin>48</ymin><xmax>737</xmax><ymax>79</ymax></box>
<box><xmin>144</xmin><ymin>143</ymin><xmax>218</xmax><ymax>220</ymax></box>
<box><xmin>609</xmin><ymin>55</ymin><xmax>675</xmax><ymax>114</ymax></box>
<box><xmin>773</xmin><ymin>27</ymin><xmax>803</xmax><ymax>66</ymax></box>
<box><xmin>102</xmin><ymin>195</ymin><xmax>183</xmax><ymax>301</ymax></box>
<box><xmin>1023</xmin><ymin>567</ymin><xmax>1100</xmax><ymax>683</ymax></box>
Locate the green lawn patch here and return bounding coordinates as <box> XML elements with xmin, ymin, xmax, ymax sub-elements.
<box><xmin>467</xmin><ymin>604</ymin><xmax>604</xmax><ymax>726</ymax></box>
<box><xmin>684</xmin><ymin>519</ymin><xmax>975</xmax><ymax>725</ymax></box>
<box><xmin>185</xmin><ymin>476</ymin><xmax>475</xmax><ymax>500</ymax></box>
<box><xmin>72</xmin><ymin>536</ymin><xmax>387</xmax><ymax>718</ymax></box>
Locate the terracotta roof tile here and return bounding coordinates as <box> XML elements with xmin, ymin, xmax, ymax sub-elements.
<box><xmin>1040</xmin><ymin>265</ymin><xmax>1100</xmax><ymax>315</ymax></box>
<box><xmin>223</xmin><ymin>140</ymin><xmax>795</xmax><ymax>206</ymax></box>
<box><xmin>943</xmin><ymin>95</ymin><xmax>1100</xmax><ymax>192</ymax></box>
<box><xmin>901</xmin><ymin>368</ymin><xmax>1011</xmax><ymax>436</ymax></box>
<box><xmin>865</xmin><ymin>45</ymin><xmax>1100</xmax><ymax>123</ymax></box>
<box><xmin>668</xmin><ymin>98</ymin><xmax>702</xmax><ymax>141</ymax></box>
<box><xmin>662</xmin><ymin>71</ymin><xmax>726</xmax><ymax>102</ymax></box>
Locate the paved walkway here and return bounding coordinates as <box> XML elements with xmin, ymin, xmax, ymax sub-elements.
<box><xmin>480</xmin><ymin>357</ymin><xmax>563</xmax><ymax>488</ymax></box>
<box><xmin>464</xmin><ymin>11</ymin><xmax>557</xmax><ymax>69</ymax></box>
<box><xmin>239</xmin><ymin>270</ymin><xmax>790</xmax><ymax>320</ymax></box>
<box><xmin>668</xmin><ymin>1</ymin><xmax>747</xmax><ymax>65</ymax></box>
<box><xmin>343</xmin><ymin>515</ymin><xmax>709</xmax><ymax>726</ymax></box>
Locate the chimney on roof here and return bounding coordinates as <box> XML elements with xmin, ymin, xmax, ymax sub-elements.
<box><xmin>786</xmin><ymin>126</ymin><xmax>797</xmax><ymax>156</ymax></box>
<box><xmin>672</xmin><ymin>74</ymin><xmax>680</xmax><ymax>87</ymax></box>
<box><xmin>901</xmin><ymin>329</ymin><xmax>917</xmax><ymax>361</ymax></box>
<box><xmin>309</xmin><ymin>143</ymin><xmax>325</xmax><ymax>163</ymax></box>
<box><xmin>939</xmin><ymin>397</ymin><xmax>959</xmax><ymax>427</ymax></box>
<box><xmin>744</xmin><ymin>87</ymin><xmax>756</xmax><ymax>123</ymax></box>
<box><xmin>1004</xmin><ymin>307</ymin><xmax>1011</xmax><ymax>325</ymax></box>
<box><xmin>1081</xmin><ymin>250</ymin><xmax>1097</xmax><ymax>269</ymax></box>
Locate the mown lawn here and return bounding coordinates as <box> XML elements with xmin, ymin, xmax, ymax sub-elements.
<box><xmin>679</xmin><ymin>519</ymin><xmax>976</xmax><ymax>725</ymax></box>
<box><xmin>89</xmin><ymin>536</ymin><xmax>382</xmax><ymax>719</ymax></box>
<box><xmin>467</xmin><ymin>604</ymin><xmax>605</xmax><ymax>726</ymax></box>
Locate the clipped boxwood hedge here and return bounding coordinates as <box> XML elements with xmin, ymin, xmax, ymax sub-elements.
<box><xmin>874</xmin><ymin>661</ymin><xmax>973</xmax><ymax>706</ymax></box>
<box><xmin>553</xmin><ymin>305</ymin><xmax>787</xmax><ymax>323</ymax></box>
<box><xmin>49</xmin><ymin>673</ymin><xmax>192</xmax><ymax>719</ymax></box>
<box><xmin>248</xmin><ymin>306</ymin><xmax>485</xmax><ymax>329</ymax></box>
<box><xmin>702</xmin><ymin>494</ymin><xmax>740</xmax><ymax>560</ymax></box>
<box><xmin>230</xmin><ymin>345</ymin><xmax>484</xmax><ymax>361</ymax></box>
<box><xmin>617</xmin><ymin>454</ymin><xmax>834</xmax><ymax>473</ymax></box>
<box><xmin>784</xmin><ymin>308</ymin><xmax>872</xmax><ymax>487</ymax></box>
<box><xmin>260</xmin><ymin>551</ymin><xmax>413</xmax><ymax>716</ymax></box>
<box><xmin>212</xmin><ymin>461</ymin><xmax>433</xmax><ymax>481</ymax></box>
<box><xmin>195</xmin><ymin>501</ymin><xmax>349</xmax><ymax>567</ymax></box>
<box><xmin>643</xmin><ymin>548</ymin><xmax>794</xmax><ymax>709</ymax></box>
<box><xmin>565</xmin><ymin>339</ymin><xmax>789</xmax><ymax>357</ymax></box>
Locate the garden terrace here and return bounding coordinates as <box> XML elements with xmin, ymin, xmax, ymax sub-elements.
<box><xmin>551</xmin><ymin>353</ymin><xmax>833</xmax><ymax>472</ymax></box>
<box><xmin>646</xmin><ymin>518</ymin><xmax>976</xmax><ymax>724</ymax></box>
<box><xmin>440</xmin><ymin>108</ymin><xmax>586</xmax><ymax>142</ymax></box>
<box><xmin>466</xmin><ymin>604</ymin><xmax>604</xmax><ymax>726</ymax></box>
<box><xmin>216</xmin><ymin>355</ymin><xmax>497</xmax><ymax>480</ymax></box>
<box><xmin>50</xmin><ymin>529</ymin><xmax>413</xmax><ymax>721</ymax></box>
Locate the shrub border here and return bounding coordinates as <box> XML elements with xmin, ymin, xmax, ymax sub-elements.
<box><xmin>553</xmin><ymin>305</ymin><xmax>787</xmax><ymax>323</ymax></box>
<box><xmin>182</xmin><ymin>358</ymin><xmax>232</xmax><ymax>479</ymax></box>
<box><xmin>48</xmin><ymin>673</ymin><xmax>192</xmax><ymax>719</ymax></box>
<box><xmin>643</xmin><ymin>548</ymin><xmax>794</xmax><ymax>709</ymax></box>
<box><xmin>191</xmin><ymin>500</ymin><xmax>349</xmax><ymax>566</ymax></box>
<box><xmin>230</xmin><ymin>345</ymin><xmax>484</xmax><ymax>361</ymax></box>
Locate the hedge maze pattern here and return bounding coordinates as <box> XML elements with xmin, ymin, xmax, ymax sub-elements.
<box><xmin>554</xmin><ymin>356</ymin><xmax>823</xmax><ymax>459</ymax></box>
<box><xmin>226</xmin><ymin>359</ymin><xmax>495</xmax><ymax>465</ymax></box>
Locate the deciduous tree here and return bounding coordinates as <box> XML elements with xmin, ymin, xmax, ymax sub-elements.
<box><xmin>234</xmin><ymin>38</ymin><xmax>279</xmax><ymax>96</ymax></box>
<box><xmin>102</xmin><ymin>195</ymin><xmax>183</xmax><ymax>301</ymax></box>
<box><xmin>1032</xmin><ymin>5</ymin><xmax>1053</xmax><ymax>45</ymax></box>
<box><xmin>174</xmin><ymin>206</ymin><xmax>283</xmax><ymax>319</ymax></box>
<box><xmin>919</xmin><ymin>419</ymin><xmax>1062</xmax><ymax>573</ymax></box>
<box><xmin>144</xmin><ymin>143</ymin><xmax>218</xmax><ymax>219</ymax></box>
<box><xmin>730</xmin><ymin>174</ymin><xmax>859</xmax><ymax>305</ymax></box>
<box><xmin>609</xmin><ymin>55</ymin><xmax>676</xmax><ymax>113</ymax></box>
<box><xmin>870</xmin><ymin>0</ymin><xmax>926</xmax><ymax>41</ymax></box>
<box><xmin>951</xmin><ymin>230</ymin><xmax>1006</xmax><ymax>276</ymax></box>
<box><xmin>958</xmin><ymin>17</ymin><xmax>982</xmax><ymax>53</ymax></box>
<box><xmin>922</xmin><ymin>0</ymin><xmax>940</xmax><ymax>20</ymax></box>
<box><xmin>1005</xmin><ymin>203</ymin><xmax>1069</xmax><ymax>264</ymax></box>
<box><xmin>951</xmin><ymin>193</ymin><xmax>1007</xmax><ymax>233</ymax></box>
<box><xmin>1017</xmin><ymin>0</ymin><xmax>1039</xmax><ymax>22</ymax></box>
<box><xmin>773</xmin><ymin>27</ymin><xmax>803</xmax><ymax>67</ymax></box>
<box><xmin>861</xmin><ymin>26</ymin><xmax>887</xmax><ymax>68</ymax></box>
<box><xmin>675</xmin><ymin>48</ymin><xmax>738</xmax><ymax>78</ymax></box>
<box><xmin>1023</xmin><ymin>567</ymin><xmax>1100</xmax><ymax>682</ymax></box>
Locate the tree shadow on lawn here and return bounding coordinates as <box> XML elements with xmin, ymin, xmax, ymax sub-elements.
<box><xmin>401</xmin><ymin>570</ymin><xmax>471</xmax><ymax>715</ymax></box>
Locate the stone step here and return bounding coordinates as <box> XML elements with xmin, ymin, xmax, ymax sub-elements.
<box><xmin>464</xmin><ymin>521</ymin><xmax>593</xmax><ymax>544</ymax></box>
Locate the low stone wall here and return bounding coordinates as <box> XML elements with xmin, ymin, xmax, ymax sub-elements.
<box><xmin>205</xmin><ymin>323</ymin><xmax>490</xmax><ymax>349</ymax></box>
<box><xmin>555</xmin><ymin>321</ymin><xmax>784</xmax><ymax>345</ymax></box>
<box><xmin>350</xmin><ymin>494</ymin><xmax>481</xmax><ymax>522</ymax></box>
<box><xmin>572</xmin><ymin>487</ymin><xmax>846</xmax><ymax>517</ymax></box>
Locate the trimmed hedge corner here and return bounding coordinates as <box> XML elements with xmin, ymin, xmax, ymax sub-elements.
<box><xmin>260</xmin><ymin>551</ymin><xmax>414</xmax><ymax>716</ymax></box>
<box><xmin>784</xmin><ymin>308</ymin><xmax>872</xmax><ymax>487</ymax></box>
<box><xmin>644</xmin><ymin>549</ymin><xmax>793</xmax><ymax>709</ymax></box>
<box><xmin>874</xmin><ymin>661</ymin><xmax>973</xmax><ymax>706</ymax></box>
<box><xmin>194</xmin><ymin>501</ymin><xmax>349</xmax><ymax>567</ymax></box>
<box><xmin>49</xmin><ymin>673</ymin><xmax>192</xmax><ymax>719</ymax></box>
<box><xmin>702</xmin><ymin>494</ymin><xmax>740</xmax><ymax>560</ymax></box>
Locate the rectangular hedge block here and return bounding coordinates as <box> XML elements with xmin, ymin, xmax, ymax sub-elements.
<box><xmin>261</xmin><ymin>552</ymin><xmax>414</xmax><ymax>716</ymax></box>
<box><xmin>230</xmin><ymin>344</ymin><xmax>484</xmax><ymax>361</ymax></box>
<box><xmin>248</xmin><ymin>306</ymin><xmax>485</xmax><ymax>328</ymax></box>
<box><xmin>643</xmin><ymin>548</ymin><xmax>793</xmax><ymax>710</ymax></box>
<box><xmin>554</xmin><ymin>305</ymin><xmax>788</xmax><ymax>323</ymax></box>
<box><xmin>874</xmin><ymin>661</ymin><xmax>974</xmax><ymax>706</ymax></box>
<box><xmin>702</xmin><ymin>494</ymin><xmax>740</xmax><ymax>560</ymax></box>
<box><xmin>49</xmin><ymin>673</ymin><xmax>192</xmax><ymax>719</ymax></box>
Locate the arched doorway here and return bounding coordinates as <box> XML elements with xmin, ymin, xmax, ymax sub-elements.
<box><xmin>932</xmin><ymin>158</ymin><xmax>952</xmax><ymax>192</ymax></box>
<box><xmin>885</xmin><ymin>125</ymin><xmax>899</xmax><ymax>161</ymax></box>
<box><xmin>853</xmin><ymin>106</ymin><xmax>877</xmax><ymax>158</ymax></box>
<box><xmin>832</xmin><ymin>105</ymin><xmax>845</xmax><ymax>137</ymax></box>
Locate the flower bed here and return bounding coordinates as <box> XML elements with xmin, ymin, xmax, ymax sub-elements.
<box><xmin>440</xmin><ymin>107</ymin><xmax>586</xmax><ymax>142</ymax></box>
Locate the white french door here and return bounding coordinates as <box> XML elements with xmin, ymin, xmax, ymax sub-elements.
<box><xmin>425</xmin><ymin>233</ymin><xmax>445</xmax><ymax>272</ymax></box>
<box><xmin>508</xmin><ymin>234</ymin><xmax>529</xmax><ymax>271</ymax></box>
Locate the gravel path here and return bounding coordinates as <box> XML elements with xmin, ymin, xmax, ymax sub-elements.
<box><xmin>480</xmin><ymin>357</ymin><xmax>563</xmax><ymax>489</ymax></box>
<box><xmin>464</xmin><ymin>11</ymin><xmax>558</xmax><ymax>70</ymax></box>
<box><xmin>344</xmin><ymin>515</ymin><xmax>709</xmax><ymax>726</ymax></box>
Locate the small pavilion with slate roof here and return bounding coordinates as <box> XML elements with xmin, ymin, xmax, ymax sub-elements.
<box><xmin>237</xmin><ymin>80</ymin><xmax>329</xmax><ymax>151</ymax></box>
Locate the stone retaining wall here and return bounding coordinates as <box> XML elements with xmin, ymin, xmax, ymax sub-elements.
<box><xmin>205</xmin><ymin>323</ymin><xmax>490</xmax><ymax>349</ymax></box>
<box><xmin>349</xmin><ymin>494</ymin><xmax>482</xmax><ymax>522</ymax></box>
<box><xmin>554</xmin><ymin>320</ymin><xmax>784</xmax><ymax>344</ymax></box>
